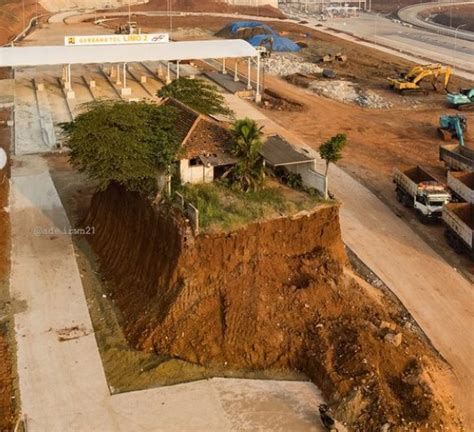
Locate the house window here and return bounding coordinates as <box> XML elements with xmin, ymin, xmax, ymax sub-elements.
<box><xmin>189</xmin><ymin>158</ymin><xmax>203</xmax><ymax>167</ymax></box>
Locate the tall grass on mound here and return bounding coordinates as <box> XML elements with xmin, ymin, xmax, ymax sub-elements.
<box><xmin>179</xmin><ymin>182</ymin><xmax>319</xmax><ymax>231</ymax></box>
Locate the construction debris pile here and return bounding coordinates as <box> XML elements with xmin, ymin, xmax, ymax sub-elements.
<box><xmin>263</xmin><ymin>55</ymin><xmax>322</xmax><ymax>76</ymax></box>
<box><xmin>309</xmin><ymin>80</ymin><xmax>392</xmax><ymax>109</ymax></box>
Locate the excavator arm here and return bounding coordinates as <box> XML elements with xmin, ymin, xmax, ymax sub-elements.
<box><xmin>453</xmin><ymin>118</ymin><xmax>466</xmax><ymax>147</ymax></box>
<box><xmin>388</xmin><ymin>64</ymin><xmax>452</xmax><ymax>93</ymax></box>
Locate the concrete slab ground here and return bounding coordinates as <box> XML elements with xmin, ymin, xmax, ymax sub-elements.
<box><xmin>0</xmin><ymin>79</ymin><xmax>14</xmax><ymax>107</ymax></box>
<box><xmin>204</xmin><ymin>71</ymin><xmax>252</xmax><ymax>95</ymax></box>
<box><xmin>9</xmin><ymin>155</ymin><xmax>325</xmax><ymax>431</ymax></box>
<box><xmin>14</xmin><ymin>74</ymin><xmax>52</xmax><ymax>154</ymax></box>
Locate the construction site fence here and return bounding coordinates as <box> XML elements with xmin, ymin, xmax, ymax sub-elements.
<box><xmin>174</xmin><ymin>191</ymin><xmax>200</xmax><ymax>235</ymax></box>
<box><xmin>287</xmin><ymin>165</ymin><xmax>328</xmax><ymax>198</ymax></box>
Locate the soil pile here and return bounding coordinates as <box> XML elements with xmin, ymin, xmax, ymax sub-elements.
<box><xmin>84</xmin><ymin>184</ymin><xmax>461</xmax><ymax>431</ymax></box>
<box><xmin>0</xmin><ymin>0</ymin><xmax>46</xmax><ymax>46</ymax></box>
<box><xmin>420</xmin><ymin>4</ymin><xmax>474</xmax><ymax>32</ymax></box>
<box><xmin>127</xmin><ymin>0</ymin><xmax>286</xmax><ymax>19</ymax></box>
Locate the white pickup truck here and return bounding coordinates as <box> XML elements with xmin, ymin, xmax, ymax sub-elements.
<box><xmin>443</xmin><ymin>203</ymin><xmax>474</xmax><ymax>257</ymax></box>
<box><xmin>394</xmin><ymin>166</ymin><xmax>451</xmax><ymax>223</ymax></box>
<box><xmin>447</xmin><ymin>171</ymin><xmax>474</xmax><ymax>204</ymax></box>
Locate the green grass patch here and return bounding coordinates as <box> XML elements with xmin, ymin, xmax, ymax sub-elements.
<box><xmin>178</xmin><ymin>180</ymin><xmax>324</xmax><ymax>232</ymax></box>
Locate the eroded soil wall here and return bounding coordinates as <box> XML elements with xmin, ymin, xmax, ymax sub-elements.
<box><xmin>85</xmin><ymin>184</ymin><xmax>459</xmax><ymax>431</ymax></box>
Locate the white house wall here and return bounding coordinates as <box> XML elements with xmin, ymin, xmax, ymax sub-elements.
<box><xmin>179</xmin><ymin>159</ymin><xmax>215</xmax><ymax>185</ymax></box>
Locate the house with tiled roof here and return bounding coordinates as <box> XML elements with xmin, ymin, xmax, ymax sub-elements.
<box><xmin>160</xmin><ymin>98</ymin><xmax>237</xmax><ymax>184</ymax></box>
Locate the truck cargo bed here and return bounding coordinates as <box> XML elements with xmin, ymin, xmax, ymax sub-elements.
<box><xmin>443</xmin><ymin>203</ymin><xmax>474</xmax><ymax>250</ymax></box>
<box><xmin>440</xmin><ymin>144</ymin><xmax>474</xmax><ymax>172</ymax></box>
<box><xmin>448</xmin><ymin>171</ymin><xmax>474</xmax><ymax>204</ymax></box>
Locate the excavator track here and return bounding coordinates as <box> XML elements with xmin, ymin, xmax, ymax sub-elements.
<box><xmin>400</xmin><ymin>88</ymin><xmax>429</xmax><ymax>96</ymax></box>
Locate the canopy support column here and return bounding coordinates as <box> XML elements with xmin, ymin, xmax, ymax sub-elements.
<box><xmin>121</xmin><ymin>62</ymin><xmax>131</xmax><ymax>97</ymax></box>
<box><xmin>176</xmin><ymin>60</ymin><xmax>180</xmax><ymax>79</ymax></box>
<box><xmin>65</xmin><ymin>64</ymin><xmax>75</xmax><ymax>100</ymax></box>
<box><xmin>115</xmin><ymin>64</ymin><xmax>121</xmax><ymax>85</ymax></box>
<box><xmin>234</xmin><ymin>61</ymin><xmax>239</xmax><ymax>82</ymax></box>
<box><xmin>247</xmin><ymin>57</ymin><xmax>252</xmax><ymax>90</ymax></box>
<box><xmin>166</xmin><ymin>62</ymin><xmax>171</xmax><ymax>84</ymax></box>
<box><xmin>222</xmin><ymin>58</ymin><xmax>227</xmax><ymax>75</ymax></box>
<box><xmin>255</xmin><ymin>54</ymin><xmax>261</xmax><ymax>103</ymax></box>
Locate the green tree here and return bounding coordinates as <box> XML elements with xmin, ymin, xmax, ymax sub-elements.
<box><xmin>319</xmin><ymin>133</ymin><xmax>347</xmax><ymax>199</ymax></box>
<box><xmin>158</xmin><ymin>77</ymin><xmax>233</xmax><ymax>117</ymax></box>
<box><xmin>61</xmin><ymin>100</ymin><xmax>180</xmax><ymax>196</ymax></box>
<box><xmin>229</xmin><ymin>118</ymin><xmax>265</xmax><ymax>192</ymax></box>
<box><xmin>319</xmin><ymin>133</ymin><xmax>347</xmax><ymax>176</ymax></box>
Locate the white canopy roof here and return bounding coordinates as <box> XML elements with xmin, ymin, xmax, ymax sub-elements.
<box><xmin>0</xmin><ymin>39</ymin><xmax>258</xmax><ymax>68</ymax></box>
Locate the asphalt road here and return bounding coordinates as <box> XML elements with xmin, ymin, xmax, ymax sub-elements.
<box><xmin>297</xmin><ymin>11</ymin><xmax>474</xmax><ymax>75</ymax></box>
<box><xmin>398</xmin><ymin>1</ymin><xmax>474</xmax><ymax>41</ymax></box>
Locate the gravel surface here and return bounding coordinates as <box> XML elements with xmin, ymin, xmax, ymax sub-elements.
<box><xmin>309</xmin><ymin>79</ymin><xmax>392</xmax><ymax>109</ymax></box>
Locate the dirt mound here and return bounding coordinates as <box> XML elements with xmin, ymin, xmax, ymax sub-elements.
<box><xmin>128</xmin><ymin>0</ymin><xmax>286</xmax><ymax>19</ymax></box>
<box><xmin>420</xmin><ymin>4</ymin><xmax>474</xmax><ymax>32</ymax></box>
<box><xmin>84</xmin><ymin>184</ymin><xmax>461</xmax><ymax>431</ymax></box>
<box><xmin>0</xmin><ymin>0</ymin><xmax>46</xmax><ymax>46</ymax></box>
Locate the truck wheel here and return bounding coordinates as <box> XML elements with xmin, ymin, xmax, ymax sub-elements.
<box><xmin>445</xmin><ymin>230</ymin><xmax>463</xmax><ymax>254</ymax></box>
<box><xmin>417</xmin><ymin>212</ymin><xmax>428</xmax><ymax>224</ymax></box>
<box><xmin>403</xmin><ymin>195</ymin><xmax>411</xmax><ymax>208</ymax></box>
<box><xmin>396</xmin><ymin>190</ymin><xmax>403</xmax><ymax>202</ymax></box>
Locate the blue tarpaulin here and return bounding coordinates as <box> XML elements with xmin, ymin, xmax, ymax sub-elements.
<box><xmin>228</xmin><ymin>21</ymin><xmax>274</xmax><ymax>35</ymax></box>
<box><xmin>247</xmin><ymin>34</ymin><xmax>301</xmax><ymax>52</ymax></box>
<box><xmin>222</xmin><ymin>21</ymin><xmax>301</xmax><ymax>52</ymax></box>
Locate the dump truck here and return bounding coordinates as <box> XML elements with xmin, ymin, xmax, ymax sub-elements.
<box><xmin>447</xmin><ymin>171</ymin><xmax>474</xmax><ymax>204</ymax></box>
<box><xmin>440</xmin><ymin>144</ymin><xmax>474</xmax><ymax>172</ymax></box>
<box><xmin>447</xmin><ymin>88</ymin><xmax>474</xmax><ymax>111</ymax></box>
<box><xmin>442</xmin><ymin>203</ymin><xmax>474</xmax><ymax>257</ymax></box>
<box><xmin>394</xmin><ymin>166</ymin><xmax>451</xmax><ymax>222</ymax></box>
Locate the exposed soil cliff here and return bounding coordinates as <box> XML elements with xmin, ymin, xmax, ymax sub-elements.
<box><xmin>85</xmin><ymin>184</ymin><xmax>461</xmax><ymax>431</ymax></box>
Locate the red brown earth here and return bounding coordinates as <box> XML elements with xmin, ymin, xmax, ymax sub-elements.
<box><xmin>419</xmin><ymin>4</ymin><xmax>474</xmax><ymax>32</ymax></box>
<box><xmin>84</xmin><ymin>183</ymin><xmax>462</xmax><ymax>431</ymax></box>
<box><xmin>126</xmin><ymin>0</ymin><xmax>286</xmax><ymax>19</ymax></box>
<box><xmin>0</xmin><ymin>109</ymin><xmax>14</xmax><ymax>431</ymax></box>
<box><xmin>0</xmin><ymin>0</ymin><xmax>46</xmax><ymax>46</ymax></box>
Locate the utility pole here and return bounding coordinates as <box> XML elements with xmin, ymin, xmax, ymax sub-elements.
<box><xmin>168</xmin><ymin>0</ymin><xmax>173</xmax><ymax>38</ymax></box>
<box><xmin>453</xmin><ymin>24</ymin><xmax>466</xmax><ymax>73</ymax></box>
<box><xmin>22</xmin><ymin>0</ymin><xmax>25</xmax><ymax>29</ymax></box>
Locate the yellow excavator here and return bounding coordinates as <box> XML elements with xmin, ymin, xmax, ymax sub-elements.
<box><xmin>388</xmin><ymin>64</ymin><xmax>452</xmax><ymax>94</ymax></box>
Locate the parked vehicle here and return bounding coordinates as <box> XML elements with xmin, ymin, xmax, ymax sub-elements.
<box><xmin>447</xmin><ymin>88</ymin><xmax>474</xmax><ymax>111</ymax></box>
<box><xmin>440</xmin><ymin>144</ymin><xmax>474</xmax><ymax>172</ymax></box>
<box><xmin>393</xmin><ymin>166</ymin><xmax>451</xmax><ymax>222</ymax></box>
<box><xmin>442</xmin><ymin>203</ymin><xmax>474</xmax><ymax>257</ymax></box>
<box><xmin>447</xmin><ymin>171</ymin><xmax>474</xmax><ymax>204</ymax></box>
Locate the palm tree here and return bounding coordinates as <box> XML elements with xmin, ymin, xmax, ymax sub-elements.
<box><xmin>319</xmin><ymin>134</ymin><xmax>347</xmax><ymax>176</ymax></box>
<box><xmin>319</xmin><ymin>134</ymin><xmax>347</xmax><ymax>198</ymax></box>
<box><xmin>229</xmin><ymin>118</ymin><xmax>265</xmax><ymax>192</ymax></box>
